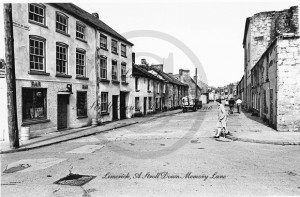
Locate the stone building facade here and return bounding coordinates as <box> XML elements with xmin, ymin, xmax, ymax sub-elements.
<box><xmin>241</xmin><ymin>5</ymin><xmax>300</xmax><ymax>131</ymax></box>
<box><xmin>11</xmin><ymin>3</ymin><xmax>98</xmax><ymax>136</ymax></box>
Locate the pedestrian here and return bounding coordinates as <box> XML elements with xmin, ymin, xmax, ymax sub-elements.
<box><xmin>229</xmin><ymin>98</ymin><xmax>235</xmax><ymax>114</ymax></box>
<box><xmin>215</xmin><ymin>99</ymin><xmax>230</xmax><ymax>138</ymax></box>
<box><xmin>236</xmin><ymin>98</ymin><xmax>242</xmax><ymax>113</ymax></box>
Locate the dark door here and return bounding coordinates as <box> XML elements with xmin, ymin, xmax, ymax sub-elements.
<box><xmin>120</xmin><ymin>92</ymin><xmax>126</xmax><ymax>120</ymax></box>
<box><xmin>144</xmin><ymin>97</ymin><xmax>147</xmax><ymax>115</ymax></box>
<box><xmin>270</xmin><ymin>89</ymin><xmax>273</xmax><ymax>126</ymax></box>
<box><xmin>57</xmin><ymin>95</ymin><xmax>68</xmax><ymax>130</ymax></box>
<box><xmin>112</xmin><ymin>95</ymin><xmax>118</xmax><ymax>120</ymax></box>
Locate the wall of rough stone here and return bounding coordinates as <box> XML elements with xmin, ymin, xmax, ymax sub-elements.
<box><xmin>277</xmin><ymin>37</ymin><xmax>300</xmax><ymax>131</ymax></box>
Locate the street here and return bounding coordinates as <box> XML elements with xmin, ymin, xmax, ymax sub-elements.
<box><xmin>1</xmin><ymin>103</ymin><xmax>300</xmax><ymax>197</ymax></box>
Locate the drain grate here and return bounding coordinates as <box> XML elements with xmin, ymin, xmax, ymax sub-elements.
<box><xmin>54</xmin><ymin>174</ymin><xmax>96</xmax><ymax>186</ymax></box>
<box><xmin>3</xmin><ymin>164</ymin><xmax>31</xmax><ymax>173</ymax></box>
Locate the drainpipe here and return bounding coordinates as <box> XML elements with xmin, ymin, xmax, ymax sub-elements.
<box><xmin>94</xmin><ymin>30</ymin><xmax>100</xmax><ymax>125</ymax></box>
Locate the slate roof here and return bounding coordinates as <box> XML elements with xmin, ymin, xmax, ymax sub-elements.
<box><xmin>132</xmin><ymin>64</ymin><xmax>163</xmax><ymax>82</ymax></box>
<box><xmin>51</xmin><ymin>3</ymin><xmax>133</xmax><ymax>46</ymax></box>
<box><xmin>150</xmin><ymin>67</ymin><xmax>188</xmax><ymax>87</ymax></box>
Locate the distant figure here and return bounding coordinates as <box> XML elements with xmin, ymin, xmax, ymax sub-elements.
<box><xmin>236</xmin><ymin>98</ymin><xmax>242</xmax><ymax>114</ymax></box>
<box><xmin>229</xmin><ymin>98</ymin><xmax>235</xmax><ymax>114</ymax></box>
<box><xmin>215</xmin><ymin>99</ymin><xmax>230</xmax><ymax>138</ymax></box>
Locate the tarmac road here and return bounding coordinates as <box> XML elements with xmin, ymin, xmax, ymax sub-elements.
<box><xmin>1</xmin><ymin>104</ymin><xmax>300</xmax><ymax>197</ymax></box>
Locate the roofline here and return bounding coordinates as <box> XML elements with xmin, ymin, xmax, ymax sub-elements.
<box><xmin>242</xmin><ymin>17</ymin><xmax>250</xmax><ymax>47</ymax></box>
<box><xmin>50</xmin><ymin>3</ymin><xmax>134</xmax><ymax>46</ymax></box>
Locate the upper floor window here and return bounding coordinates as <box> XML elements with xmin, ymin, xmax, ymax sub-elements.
<box><xmin>56</xmin><ymin>12</ymin><xmax>68</xmax><ymax>33</ymax></box>
<box><xmin>76</xmin><ymin>22</ymin><xmax>85</xmax><ymax>40</ymax></box>
<box><xmin>100</xmin><ymin>34</ymin><xmax>107</xmax><ymax>49</ymax></box>
<box><xmin>29</xmin><ymin>4</ymin><xmax>45</xmax><ymax>25</ymax></box>
<box><xmin>121</xmin><ymin>63</ymin><xmax>126</xmax><ymax>82</ymax></box>
<box><xmin>121</xmin><ymin>44</ymin><xmax>126</xmax><ymax>57</ymax></box>
<box><xmin>111</xmin><ymin>39</ymin><xmax>118</xmax><ymax>54</ymax></box>
<box><xmin>147</xmin><ymin>79</ymin><xmax>150</xmax><ymax>91</ymax></box>
<box><xmin>100</xmin><ymin>56</ymin><xmax>107</xmax><ymax>79</ymax></box>
<box><xmin>112</xmin><ymin>60</ymin><xmax>118</xmax><ymax>81</ymax></box>
<box><xmin>76</xmin><ymin>49</ymin><xmax>86</xmax><ymax>76</ymax></box>
<box><xmin>56</xmin><ymin>42</ymin><xmax>68</xmax><ymax>74</ymax></box>
<box><xmin>29</xmin><ymin>35</ymin><xmax>45</xmax><ymax>71</ymax></box>
<box><xmin>135</xmin><ymin>77</ymin><xmax>139</xmax><ymax>91</ymax></box>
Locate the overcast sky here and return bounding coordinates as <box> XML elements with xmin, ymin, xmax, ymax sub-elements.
<box><xmin>1</xmin><ymin>0</ymin><xmax>299</xmax><ymax>87</ymax></box>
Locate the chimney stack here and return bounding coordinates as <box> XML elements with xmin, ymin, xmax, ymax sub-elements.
<box><xmin>92</xmin><ymin>12</ymin><xmax>99</xmax><ymax>18</ymax></box>
<box><xmin>141</xmin><ymin>59</ymin><xmax>147</xmax><ymax>65</ymax></box>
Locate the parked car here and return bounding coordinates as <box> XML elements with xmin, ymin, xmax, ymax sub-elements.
<box><xmin>182</xmin><ymin>96</ymin><xmax>197</xmax><ymax>112</ymax></box>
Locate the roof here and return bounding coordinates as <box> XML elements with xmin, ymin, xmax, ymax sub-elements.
<box><xmin>151</xmin><ymin>67</ymin><xmax>188</xmax><ymax>87</ymax></box>
<box><xmin>51</xmin><ymin>3</ymin><xmax>133</xmax><ymax>46</ymax></box>
<box><xmin>132</xmin><ymin>64</ymin><xmax>163</xmax><ymax>82</ymax></box>
<box><xmin>242</xmin><ymin>17</ymin><xmax>251</xmax><ymax>47</ymax></box>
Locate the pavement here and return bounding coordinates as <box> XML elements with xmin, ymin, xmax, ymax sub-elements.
<box><xmin>1</xmin><ymin>103</ymin><xmax>300</xmax><ymax>154</ymax></box>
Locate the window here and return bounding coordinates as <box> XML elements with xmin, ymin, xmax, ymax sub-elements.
<box><xmin>29</xmin><ymin>4</ymin><xmax>45</xmax><ymax>25</ymax></box>
<box><xmin>76</xmin><ymin>22</ymin><xmax>85</xmax><ymax>40</ymax></box>
<box><xmin>56</xmin><ymin>43</ymin><xmax>68</xmax><ymax>74</ymax></box>
<box><xmin>157</xmin><ymin>82</ymin><xmax>160</xmax><ymax>93</ymax></box>
<box><xmin>100</xmin><ymin>56</ymin><xmax>107</xmax><ymax>79</ymax></box>
<box><xmin>76</xmin><ymin>49</ymin><xmax>86</xmax><ymax>76</ymax></box>
<box><xmin>149</xmin><ymin>97</ymin><xmax>152</xmax><ymax>110</ymax></box>
<box><xmin>22</xmin><ymin>88</ymin><xmax>47</xmax><ymax>121</ymax></box>
<box><xmin>29</xmin><ymin>36</ymin><xmax>45</xmax><ymax>71</ymax></box>
<box><xmin>121</xmin><ymin>44</ymin><xmax>126</xmax><ymax>57</ymax></box>
<box><xmin>101</xmin><ymin>92</ymin><xmax>108</xmax><ymax>113</ymax></box>
<box><xmin>135</xmin><ymin>97</ymin><xmax>140</xmax><ymax>111</ymax></box>
<box><xmin>77</xmin><ymin>91</ymin><xmax>87</xmax><ymax>117</ymax></box>
<box><xmin>56</xmin><ymin>12</ymin><xmax>68</xmax><ymax>33</ymax></box>
<box><xmin>135</xmin><ymin>77</ymin><xmax>139</xmax><ymax>90</ymax></box>
<box><xmin>121</xmin><ymin>63</ymin><xmax>126</xmax><ymax>82</ymax></box>
<box><xmin>100</xmin><ymin>34</ymin><xmax>107</xmax><ymax>49</ymax></box>
<box><xmin>112</xmin><ymin>60</ymin><xmax>118</xmax><ymax>81</ymax></box>
<box><xmin>147</xmin><ymin>79</ymin><xmax>150</xmax><ymax>91</ymax></box>
<box><xmin>111</xmin><ymin>39</ymin><xmax>118</xmax><ymax>54</ymax></box>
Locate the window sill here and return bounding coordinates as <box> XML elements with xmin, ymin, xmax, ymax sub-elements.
<box><xmin>101</xmin><ymin>112</ymin><xmax>109</xmax><ymax>116</ymax></box>
<box><xmin>77</xmin><ymin>116</ymin><xmax>88</xmax><ymax>119</ymax></box>
<box><xmin>121</xmin><ymin>82</ymin><xmax>128</xmax><ymax>85</ymax></box>
<box><xmin>112</xmin><ymin>80</ymin><xmax>120</xmax><ymax>84</ymax></box>
<box><xmin>100</xmin><ymin>47</ymin><xmax>108</xmax><ymax>51</ymax></box>
<box><xmin>28</xmin><ymin>70</ymin><xmax>50</xmax><ymax>76</ymax></box>
<box><xmin>121</xmin><ymin>55</ymin><xmax>127</xmax><ymax>58</ymax></box>
<box><xmin>56</xmin><ymin>29</ymin><xmax>70</xmax><ymax>37</ymax></box>
<box><xmin>76</xmin><ymin>37</ymin><xmax>87</xmax><ymax>43</ymax></box>
<box><xmin>100</xmin><ymin>78</ymin><xmax>110</xmax><ymax>83</ymax></box>
<box><xmin>28</xmin><ymin>20</ymin><xmax>48</xmax><ymax>29</ymax></box>
<box><xmin>112</xmin><ymin>52</ymin><xmax>119</xmax><ymax>55</ymax></box>
<box><xmin>56</xmin><ymin>73</ymin><xmax>72</xmax><ymax>78</ymax></box>
<box><xmin>22</xmin><ymin>119</ymin><xmax>50</xmax><ymax>126</ymax></box>
<box><xmin>76</xmin><ymin>76</ymin><xmax>89</xmax><ymax>80</ymax></box>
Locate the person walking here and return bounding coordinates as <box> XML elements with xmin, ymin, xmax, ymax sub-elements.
<box><xmin>215</xmin><ymin>99</ymin><xmax>230</xmax><ymax>138</ymax></box>
<box><xmin>236</xmin><ymin>98</ymin><xmax>242</xmax><ymax>113</ymax></box>
<box><xmin>229</xmin><ymin>98</ymin><xmax>235</xmax><ymax>114</ymax></box>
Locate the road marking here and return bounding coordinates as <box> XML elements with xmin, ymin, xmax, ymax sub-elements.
<box><xmin>4</xmin><ymin>158</ymin><xmax>66</xmax><ymax>173</ymax></box>
<box><xmin>66</xmin><ymin>145</ymin><xmax>105</xmax><ymax>154</ymax></box>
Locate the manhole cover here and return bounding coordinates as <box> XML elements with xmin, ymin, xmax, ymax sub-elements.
<box><xmin>54</xmin><ymin>174</ymin><xmax>96</xmax><ymax>186</ymax></box>
<box><xmin>3</xmin><ymin>164</ymin><xmax>31</xmax><ymax>173</ymax></box>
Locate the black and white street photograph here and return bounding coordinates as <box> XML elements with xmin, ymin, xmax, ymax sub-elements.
<box><xmin>0</xmin><ymin>0</ymin><xmax>300</xmax><ymax>196</ymax></box>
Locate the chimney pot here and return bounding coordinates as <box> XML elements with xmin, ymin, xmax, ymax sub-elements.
<box><xmin>92</xmin><ymin>12</ymin><xmax>99</xmax><ymax>18</ymax></box>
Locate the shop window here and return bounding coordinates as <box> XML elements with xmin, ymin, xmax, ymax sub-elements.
<box><xmin>77</xmin><ymin>91</ymin><xmax>87</xmax><ymax>117</ymax></box>
<box><xmin>22</xmin><ymin>88</ymin><xmax>47</xmax><ymax>121</ymax></box>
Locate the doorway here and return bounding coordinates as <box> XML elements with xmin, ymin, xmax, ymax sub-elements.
<box><xmin>144</xmin><ymin>97</ymin><xmax>147</xmax><ymax>116</ymax></box>
<box><xmin>112</xmin><ymin>95</ymin><xmax>118</xmax><ymax>121</ymax></box>
<box><xmin>120</xmin><ymin>92</ymin><xmax>127</xmax><ymax>120</ymax></box>
<box><xmin>57</xmin><ymin>95</ymin><xmax>69</xmax><ymax>130</ymax></box>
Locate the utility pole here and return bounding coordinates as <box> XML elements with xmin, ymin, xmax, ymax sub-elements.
<box><xmin>4</xmin><ymin>3</ymin><xmax>19</xmax><ymax>149</ymax></box>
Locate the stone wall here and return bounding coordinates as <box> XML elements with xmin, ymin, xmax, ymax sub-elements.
<box><xmin>276</xmin><ymin>37</ymin><xmax>300</xmax><ymax>131</ymax></box>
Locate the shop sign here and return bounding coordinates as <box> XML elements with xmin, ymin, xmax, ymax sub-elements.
<box><xmin>31</xmin><ymin>81</ymin><xmax>41</xmax><ymax>87</ymax></box>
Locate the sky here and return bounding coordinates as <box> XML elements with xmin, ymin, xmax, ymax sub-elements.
<box><xmin>0</xmin><ymin>0</ymin><xmax>299</xmax><ymax>87</ymax></box>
